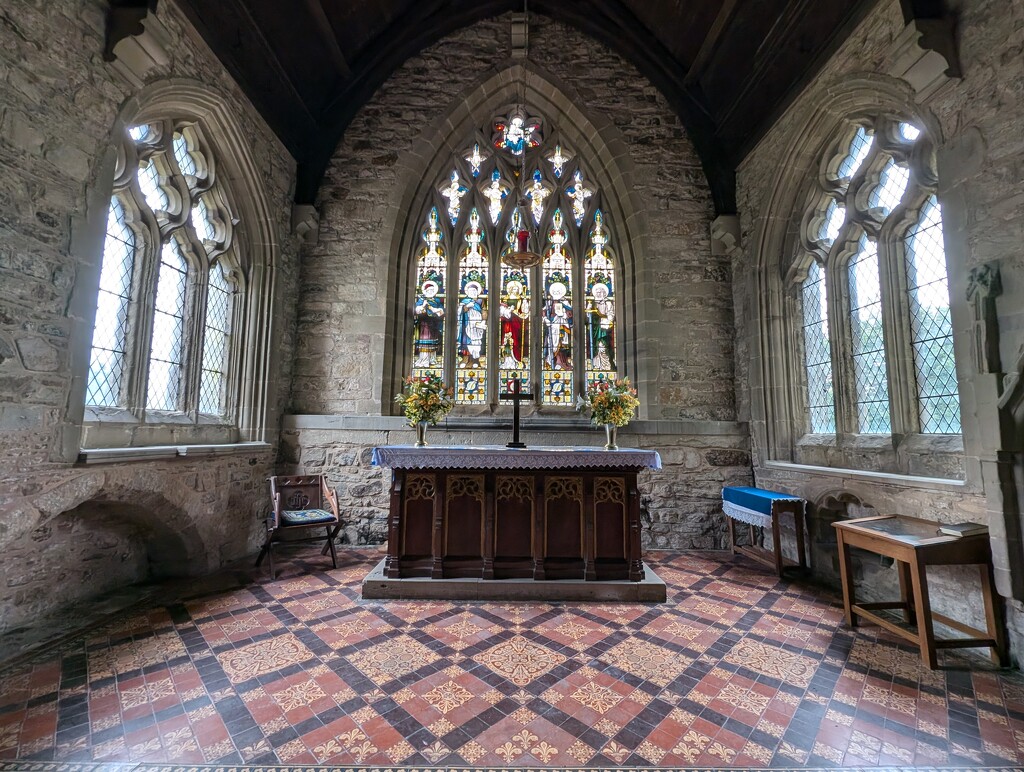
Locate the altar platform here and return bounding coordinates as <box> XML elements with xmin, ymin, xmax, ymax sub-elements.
<box><xmin>367</xmin><ymin>445</ymin><xmax>664</xmax><ymax>601</ymax></box>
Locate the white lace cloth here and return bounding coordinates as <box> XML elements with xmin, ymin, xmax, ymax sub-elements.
<box><xmin>371</xmin><ymin>445</ymin><xmax>662</xmax><ymax>470</ymax></box>
<box><xmin>722</xmin><ymin>501</ymin><xmax>773</xmax><ymax>529</ymax></box>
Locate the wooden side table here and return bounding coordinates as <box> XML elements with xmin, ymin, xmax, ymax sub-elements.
<box><xmin>833</xmin><ymin>515</ymin><xmax>1008</xmax><ymax>669</ymax></box>
<box><xmin>722</xmin><ymin>486</ymin><xmax>807</xmax><ymax>577</ymax></box>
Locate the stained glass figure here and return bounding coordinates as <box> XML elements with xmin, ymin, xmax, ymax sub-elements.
<box><xmin>542</xmin><ymin>209</ymin><xmax>573</xmax><ymax>405</ymax></box>
<box><xmin>465</xmin><ymin>142</ymin><xmax>487</xmax><ymax>177</ymax></box>
<box><xmin>566</xmin><ymin>169</ymin><xmax>593</xmax><ymax>226</ymax></box>
<box><xmin>584</xmin><ymin>210</ymin><xmax>616</xmax><ymax>391</ymax></box>
<box><xmin>526</xmin><ymin>169</ymin><xmax>551</xmax><ymax>225</ymax></box>
<box><xmin>546</xmin><ymin>143</ymin><xmax>571</xmax><ymax>179</ymax></box>
<box><xmin>411</xmin><ymin>208</ymin><xmax>446</xmax><ymax>377</ymax></box>
<box><xmin>439</xmin><ymin>169</ymin><xmax>468</xmax><ymax>226</ymax></box>
<box><xmin>455</xmin><ymin>209</ymin><xmax>489</xmax><ymax>403</ymax></box>
<box><xmin>499</xmin><ymin>257</ymin><xmax>531</xmax><ymax>403</ymax></box>
<box><xmin>493</xmin><ymin>110</ymin><xmax>542</xmax><ymax>156</ymax></box>
<box><xmin>482</xmin><ymin>168</ymin><xmax>510</xmax><ymax>225</ymax></box>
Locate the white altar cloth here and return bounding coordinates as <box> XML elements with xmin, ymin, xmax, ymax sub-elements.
<box><xmin>371</xmin><ymin>445</ymin><xmax>662</xmax><ymax>470</ymax></box>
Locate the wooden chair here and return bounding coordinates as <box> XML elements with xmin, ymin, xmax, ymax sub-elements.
<box><xmin>256</xmin><ymin>475</ymin><xmax>341</xmax><ymax>578</ymax></box>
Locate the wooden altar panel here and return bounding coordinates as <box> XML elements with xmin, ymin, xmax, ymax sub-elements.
<box><xmin>443</xmin><ymin>474</ymin><xmax>485</xmax><ymax>577</ymax></box>
<box><xmin>494</xmin><ymin>475</ymin><xmax>534</xmax><ymax>579</ymax></box>
<box><xmin>543</xmin><ymin>476</ymin><xmax>584</xmax><ymax>579</ymax></box>
<box><xmin>386</xmin><ymin>467</ymin><xmax>646</xmax><ymax>583</ymax></box>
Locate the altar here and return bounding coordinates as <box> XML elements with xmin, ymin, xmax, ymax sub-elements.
<box><xmin>364</xmin><ymin>445</ymin><xmax>664</xmax><ymax>601</ymax></box>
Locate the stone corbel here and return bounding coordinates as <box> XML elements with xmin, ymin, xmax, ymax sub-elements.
<box><xmin>888</xmin><ymin>17</ymin><xmax>962</xmax><ymax>100</ymax></box>
<box><xmin>510</xmin><ymin>13</ymin><xmax>528</xmax><ymax>59</ymax></box>
<box><xmin>710</xmin><ymin>214</ymin><xmax>740</xmax><ymax>257</ymax></box>
<box><xmin>104</xmin><ymin>0</ymin><xmax>169</xmax><ymax>87</ymax></box>
<box><xmin>291</xmin><ymin>204</ymin><xmax>320</xmax><ymax>245</ymax></box>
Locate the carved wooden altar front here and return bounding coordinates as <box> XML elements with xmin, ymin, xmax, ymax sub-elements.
<box><xmin>371</xmin><ymin>446</ymin><xmax>662</xmax><ymax>583</ymax></box>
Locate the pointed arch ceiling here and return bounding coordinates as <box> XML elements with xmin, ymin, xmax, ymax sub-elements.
<box><xmin>173</xmin><ymin>0</ymin><xmax>878</xmax><ymax>214</ymax></box>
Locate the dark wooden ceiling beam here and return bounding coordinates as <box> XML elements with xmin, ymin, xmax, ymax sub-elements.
<box><xmin>303</xmin><ymin>0</ymin><xmax>352</xmax><ymax>78</ymax></box>
<box><xmin>683</xmin><ymin>0</ymin><xmax>740</xmax><ymax>85</ymax></box>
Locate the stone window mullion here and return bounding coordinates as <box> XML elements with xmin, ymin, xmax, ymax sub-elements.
<box><xmin>877</xmin><ymin>223</ymin><xmax>918</xmax><ymax>439</ymax></box>
<box><xmin>826</xmin><ymin>251</ymin><xmax>860</xmax><ymax>438</ymax></box>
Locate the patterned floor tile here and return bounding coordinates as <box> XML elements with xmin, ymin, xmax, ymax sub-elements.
<box><xmin>1</xmin><ymin>546</ymin><xmax>1023</xmax><ymax>769</ymax></box>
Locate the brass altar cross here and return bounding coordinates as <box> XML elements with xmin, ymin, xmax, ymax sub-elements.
<box><xmin>499</xmin><ymin>376</ymin><xmax>534</xmax><ymax>448</ymax></box>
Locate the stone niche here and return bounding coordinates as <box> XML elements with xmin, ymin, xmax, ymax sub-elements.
<box><xmin>0</xmin><ymin>498</ymin><xmax>200</xmax><ymax>634</ymax></box>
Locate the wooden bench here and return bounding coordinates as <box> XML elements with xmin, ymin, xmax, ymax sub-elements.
<box><xmin>722</xmin><ymin>486</ymin><xmax>807</xmax><ymax>577</ymax></box>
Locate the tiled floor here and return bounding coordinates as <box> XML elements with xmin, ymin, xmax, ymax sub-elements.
<box><xmin>1</xmin><ymin>547</ymin><xmax>1023</xmax><ymax>770</ymax></box>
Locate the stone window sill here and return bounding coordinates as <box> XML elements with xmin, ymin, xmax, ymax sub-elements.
<box><xmin>763</xmin><ymin>460</ymin><xmax>967</xmax><ymax>491</ymax></box>
<box><xmin>78</xmin><ymin>441</ymin><xmax>272</xmax><ymax>465</ymax></box>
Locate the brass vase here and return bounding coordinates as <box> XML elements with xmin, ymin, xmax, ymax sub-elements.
<box><xmin>604</xmin><ymin>424</ymin><xmax>618</xmax><ymax>450</ymax></box>
<box><xmin>415</xmin><ymin>421</ymin><xmax>429</xmax><ymax>447</ymax></box>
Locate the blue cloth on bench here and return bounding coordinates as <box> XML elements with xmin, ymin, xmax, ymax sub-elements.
<box><xmin>280</xmin><ymin>508</ymin><xmax>336</xmax><ymax>526</ymax></box>
<box><xmin>722</xmin><ymin>486</ymin><xmax>803</xmax><ymax>528</ymax></box>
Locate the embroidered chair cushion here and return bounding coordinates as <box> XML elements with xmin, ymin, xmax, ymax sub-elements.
<box><xmin>280</xmin><ymin>508</ymin><xmax>337</xmax><ymax>526</ymax></box>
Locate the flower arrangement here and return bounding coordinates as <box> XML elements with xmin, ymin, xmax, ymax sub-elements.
<box><xmin>394</xmin><ymin>373</ymin><xmax>454</xmax><ymax>426</ymax></box>
<box><xmin>581</xmin><ymin>377</ymin><xmax>640</xmax><ymax>427</ymax></box>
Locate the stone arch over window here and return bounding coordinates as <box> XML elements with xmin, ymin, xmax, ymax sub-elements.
<box><xmin>381</xmin><ymin>64</ymin><xmax>651</xmax><ymax>415</ymax></box>
<box><xmin>66</xmin><ymin>81</ymin><xmax>279</xmax><ymax>451</ymax></box>
<box><xmin>753</xmin><ymin>77</ymin><xmax>968</xmax><ymax>479</ymax></box>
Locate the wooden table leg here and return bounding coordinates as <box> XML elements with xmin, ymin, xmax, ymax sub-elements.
<box><xmin>836</xmin><ymin>530</ymin><xmax>856</xmax><ymax>627</ymax></box>
<box><xmin>980</xmin><ymin>562</ymin><xmax>1009</xmax><ymax>666</ymax></box>
<box><xmin>794</xmin><ymin>504</ymin><xmax>807</xmax><ymax>570</ymax></box>
<box><xmin>909</xmin><ymin>554</ymin><xmax>937</xmax><ymax>669</ymax></box>
<box><xmin>771</xmin><ymin>508</ymin><xmax>784</xmax><ymax>577</ymax></box>
<box><xmin>727</xmin><ymin>515</ymin><xmax>737</xmax><ymax>556</ymax></box>
<box><xmin>897</xmin><ymin>560</ymin><xmax>914</xmax><ymax>623</ymax></box>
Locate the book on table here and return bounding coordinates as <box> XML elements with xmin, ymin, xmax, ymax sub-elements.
<box><xmin>938</xmin><ymin>522</ymin><xmax>989</xmax><ymax>537</ymax></box>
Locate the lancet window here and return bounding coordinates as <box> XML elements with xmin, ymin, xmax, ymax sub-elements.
<box><xmin>793</xmin><ymin>116</ymin><xmax>961</xmax><ymax>437</ymax></box>
<box><xmin>409</xmin><ymin>107</ymin><xmax>620</xmax><ymax>408</ymax></box>
<box><xmin>85</xmin><ymin>120</ymin><xmax>243</xmax><ymax>423</ymax></box>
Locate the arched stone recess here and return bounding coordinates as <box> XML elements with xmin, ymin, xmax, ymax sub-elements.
<box><xmin>377</xmin><ymin>63</ymin><xmax>656</xmax><ymax>416</ymax></box>
<box><xmin>747</xmin><ymin>73</ymin><xmax>977</xmax><ymax>469</ymax></box>
<box><xmin>63</xmin><ymin>78</ymin><xmax>282</xmax><ymax>454</ymax></box>
<box><xmin>0</xmin><ymin>470</ymin><xmax>212</xmax><ymax>634</ymax></box>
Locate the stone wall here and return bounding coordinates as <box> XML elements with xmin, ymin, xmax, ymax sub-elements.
<box><xmin>0</xmin><ymin>1</ymin><xmax>300</xmax><ymax>633</ymax></box>
<box><xmin>291</xmin><ymin>14</ymin><xmax>733</xmax><ymax>423</ymax></box>
<box><xmin>734</xmin><ymin>0</ymin><xmax>1024</xmax><ymax>656</ymax></box>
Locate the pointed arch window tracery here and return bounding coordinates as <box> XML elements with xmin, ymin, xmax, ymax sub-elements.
<box><xmin>406</xmin><ymin>107</ymin><xmax>622</xmax><ymax>409</ymax></box>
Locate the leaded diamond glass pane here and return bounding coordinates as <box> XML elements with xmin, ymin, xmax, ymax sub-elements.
<box><xmin>849</xmin><ymin>239</ymin><xmax>891</xmax><ymax>433</ymax></box>
<box><xmin>87</xmin><ymin>197</ymin><xmax>136</xmax><ymax>407</ymax></box>
<box><xmin>818</xmin><ymin>198</ymin><xmax>845</xmax><ymax>245</ymax></box>
<box><xmin>837</xmin><ymin>126</ymin><xmax>872</xmax><ymax>179</ymax></box>
<box><xmin>801</xmin><ymin>261</ymin><xmax>835</xmax><ymax>433</ymax></box>
<box><xmin>173</xmin><ymin>133</ymin><xmax>197</xmax><ymax>177</ymax></box>
<box><xmin>146</xmin><ymin>242</ymin><xmax>187</xmax><ymax>411</ymax></box>
<box><xmin>137</xmin><ymin>159</ymin><xmax>168</xmax><ymax>212</ymax></box>
<box><xmin>199</xmin><ymin>262</ymin><xmax>232</xmax><ymax>416</ymax></box>
<box><xmin>868</xmin><ymin>157</ymin><xmax>910</xmax><ymax>215</ymax></box>
<box><xmin>906</xmin><ymin>197</ymin><xmax>961</xmax><ymax>433</ymax></box>
<box><xmin>899</xmin><ymin>122</ymin><xmax>921</xmax><ymax>141</ymax></box>
<box><xmin>192</xmin><ymin>197</ymin><xmax>216</xmax><ymax>243</ymax></box>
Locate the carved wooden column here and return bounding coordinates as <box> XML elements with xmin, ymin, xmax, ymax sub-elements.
<box><xmin>532</xmin><ymin>472</ymin><xmax>546</xmax><ymax>580</ymax></box>
<box><xmin>482</xmin><ymin>472</ymin><xmax>496</xmax><ymax>579</ymax></box>
<box><xmin>627</xmin><ymin>473</ymin><xmax>644</xmax><ymax>581</ymax></box>
<box><xmin>431</xmin><ymin>472</ymin><xmax>446</xmax><ymax>579</ymax></box>
<box><xmin>385</xmin><ymin>470</ymin><xmax>403</xmax><ymax>578</ymax></box>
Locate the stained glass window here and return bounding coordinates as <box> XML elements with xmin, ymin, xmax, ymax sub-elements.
<box><xmin>407</xmin><ymin>108</ymin><xmax>620</xmax><ymax>412</ymax></box>
<box><xmin>86</xmin><ymin>197</ymin><xmax>136</xmax><ymax>407</ymax></box>
<box><xmin>848</xmin><ymin>238</ymin><xmax>891</xmax><ymax>433</ymax></box>
<box><xmin>411</xmin><ymin>208</ymin><xmax>446</xmax><ymax>381</ymax></box>
<box><xmin>87</xmin><ymin>119</ymin><xmax>242</xmax><ymax>426</ymax></box>
<box><xmin>584</xmin><ymin>210</ymin><xmax>616</xmax><ymax>392</ymax></box>
<box><xmin>801</xmin><ymin>261</ymin><xmax>835</xmax><ymax>433</ymax></box>
<box><xmin>905</xmin><ymin>197</ymin><xmax>960</xmax><ymax>433</ymax></box>
<box><xmin>542</xmin><ymin>209</ymin><xmax>573</xmax><ymax>405</ymax></box>
<box><xmin>455</xmin><ymin>209</ymin><xmax>488</xmax><ymax>403</ymax></box>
